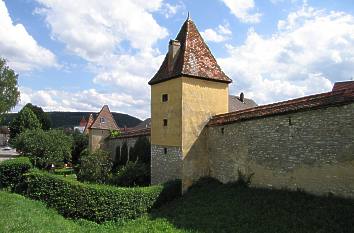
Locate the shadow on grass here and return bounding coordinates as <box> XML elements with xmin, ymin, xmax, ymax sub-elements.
<box><xmin>151</xmin><ymin>178</ymin><xmax>354</xmax><ymax>233</ymax></box>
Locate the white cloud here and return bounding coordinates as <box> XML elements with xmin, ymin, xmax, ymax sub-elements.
<box><xmin>31</xmin><ymin>0</ymin><xmax>171</xmax><ymax>118</ymax></box>
<box><xmin>17</xmin><ymin>87</ymin><xmax>149</xmax><ymax>119</ymax></box>
<box><xmin>221</xmin><ymin>0</ymin><xmax>262</xmax><ymax>23</ymax></box>
<box><xmin>219</xmin><ymin>4</ymin><xmax>354</xmax><ymax>104</ymax></box>
<box><xmin>0</xmin><ymin>0</ymin><xmax>57</xmax><ymax>72</ymax></box>
<box><xmin>201</xmin><ymin>23</ymin><xmax>232</xmax><ymax>43</ymax></box>
<box><xmin>161</xmin><ymin>2</ymin><xmax>185</xmax><ymax>18</ymax></box>
<box><xmin>34</xmin><ymin>0</ymin><xmax>168</xmax><ymax>61</ymax></box>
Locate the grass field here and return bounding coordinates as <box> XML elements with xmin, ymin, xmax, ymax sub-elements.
<box><xmin>1</xmin><ymin>179</ymin><xmax>354</xmax><ymax>233</ymax></box>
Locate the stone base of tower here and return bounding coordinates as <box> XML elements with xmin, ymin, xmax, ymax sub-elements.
<box><xmin>151</xmin><ymin>144</ymin><xmax>182</xmax><ymax>184</ymax></box>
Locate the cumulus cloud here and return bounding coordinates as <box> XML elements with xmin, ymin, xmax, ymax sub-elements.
<box><xmin>30</xmin><ymin>0</ymin><xmax>171</xmax><ymax>117</ymax></box>
<box><xmin>17</xmin><ymin>87</ymin><xmax>149</xmax><ymax>119</ymax></box>
<box><xmin>34</xmin><ymin>0</ymin><xmax>168</xmax><ymax>61</ymax></box>
<box><xmin>201</xmin><ymin>23</ymin><xmax>232</xmax><ymax>42</ymax></box>
<box><xmin>219</xmin><ymin>4</ymin><xmax>354</xmax><ymax>104</ymax></box>
<box><xmin>0</xmin><ymin>0</ymin><xmax>57</xmax><ymax>72</ymax></box>
<box><xmin>221</xmin><ymin>0</ymin><xmax>262</xmax><ymax>23</ymax></box>
<box><xmin>161</xmin><ymin>2</ymin><xmax>185</xmax><ymax>18</ymax></box>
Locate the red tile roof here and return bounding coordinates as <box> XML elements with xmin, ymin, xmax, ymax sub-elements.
<box><xmin>109</xmin><ymin>127</ymin><xmax>151</xmax><ymax>139</ymax></box>
<box><xmin>208</xmin><ymin>85</ymin><xmax>354</xmax><ymax>126</ymax></box>
<box><xmin>332</xmin><ymin>81</ymin><xmax>354</xmax><ymax>92</ymax></box>
<box><xmin>148</xmin><ymin>17</ymin><xmax>232</xmax><ymax>85</ymax></box>
<box><xmin>83</xmin><ymin>114</ymin><xmax>94</xmax><ymax>134</ymax></box>
<box><xmin>89</xmin><ymin>105</ymin><xmax>119</xmax><ymax>130</ymax></box>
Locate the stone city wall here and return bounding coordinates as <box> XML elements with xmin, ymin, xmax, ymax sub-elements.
<box><xmin>206</xmin><ymin>103</ymin><xmax>354</xmax><ymax>198</ymax></box>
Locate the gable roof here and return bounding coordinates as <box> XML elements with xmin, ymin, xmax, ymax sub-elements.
<box><xmin>148</xmin><ymin>17</ymin><xmax>232</xmax><ymax>85</ymax></box>
<box><xmin>89</xmin><ymin>105</ymin><xmax>119</xmax><ymax>130</ymax></box>
<box><xmin>228</xmin><ymin>95</ymin><xmax>258</xmax><ymax>112</ymax></box>
<box><xmin>208</xmin><ymin>86</ymin><xmax>354</xmax><ymax>126</ymax></box>
<box><xmin>332</xmin><ymin>81</ymin><xmax>354</xmax><ymax>92</ymax></box>
<box><xmin>83</xmin><ymin>114</ymin><xmax>94</xmax><ymax>134</ymax></box>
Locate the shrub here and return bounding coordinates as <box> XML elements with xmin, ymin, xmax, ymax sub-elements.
<box><xmin>0</xmin><ymin>157</ymin><xmax>32</xmax><ymax>191</ymax></box>
<box><xmin>24</xmin><ymin>170</ymin><xmax>181</xmax><ymax>222</ymax></box>
<box><xmin>111</xmin><ymin>162</ymin><xmax>150</xmax><ymax>187</ymax></box>
<box><xmin>14</xmin><ymin>129</ymin><xmax>73</xmax><ymax>168</ymax></box>
<box><xmin>77</xmin><ymin>149</ymin><xmax>112</xmax><ymax>184</ymax></box>
<box><xmin>233</xmin><ymin>169</ymin><xmax>254</xmax><ymax>187</ymax></box>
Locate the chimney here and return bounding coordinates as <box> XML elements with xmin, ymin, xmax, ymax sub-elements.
<box><xmin>168</xmin><ymin>39</ymin><xmax>180</xmax><ymax>72</ymax></box>
<box><xmin>240</xmin><ymin>92</ymin><xmax>245</xmax><ymax>103</ymax></box>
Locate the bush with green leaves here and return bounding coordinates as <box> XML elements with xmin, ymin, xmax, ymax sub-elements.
<box><xmin>77</xmin><ymin>149</ymin><xmax>112</xmax><ymax>184</ymax></box>
<box><xmin>14</xmin><ymin>129</ymin><xmax>73</xmax><ymax>168</ymax></box>
<box><xmin>109</xmin><ymin>129</ymin><xmax>121</xmax><ymax>138</ymax></box>
<box><xmin>24</xmin><ymin>170</ymin><xmax>181</xmax><ymax>222</ymax></box>
<box><xmin>111</xmin><ymin>162</ymin><xmax>150</xmax><ymax>187</ymax></box>
<box><xmin>0</xmin><ymin>157</ymin><xmax>32</xmax><ymax>191</ymax></box>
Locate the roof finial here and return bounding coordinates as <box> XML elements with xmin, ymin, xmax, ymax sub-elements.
<box><xmin>187</xmin><ymin>11</ymin><xmax>191</xmax><ymax>20</ymax></box>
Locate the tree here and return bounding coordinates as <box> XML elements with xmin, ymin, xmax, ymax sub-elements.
<box><xmin>77</xmin><ymin>149</ymin><xmax>112</xmax><ymax>184</ymax></box>
<box><xmin>24</xmin><ymin>103</ymin><xmax>51</xmax><ymax>130</ymax></box>
<box><xmin>119</xmin><ymin>142</ymin><xmax>128</xmax><ymax>166</ymax></box>
<box><xmin>9</xmin><ymin>106</ymin><xmax>41</xmax><ymax>140</ymax></box>
<box><xmin>14</xmin><ymin>129</ymin><xmax>73</xmax><ymax>168</ymax></box>
<box><xmin>0</xmin><ymin>58</ymin><xmax>20</xmax><ymax>118</ymax></box>
<box><xmin>71</xmin><ymin>130</ymin><xmax>88</xmax><ymax>166</ymax></box>
<box><xmin>131</xmin><ymin>136</ymin><xmax>151</xmax><ymax>164</ymax></box>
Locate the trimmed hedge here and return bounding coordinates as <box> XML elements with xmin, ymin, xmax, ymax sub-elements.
<box><xmin>24</xmin><ymin>171</ymin><xmax>180</xmax><ymax>222</ymax></box>
<box><xmin>0</xmin><ymin>157</ymin><xmax>32</xmax><ymax>191</ymax></box>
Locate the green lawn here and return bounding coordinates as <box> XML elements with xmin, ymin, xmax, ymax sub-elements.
<box><xmin>1</xmin><ymin>179</ymin><xmax>354</xmax><ymax>233</ymax></box>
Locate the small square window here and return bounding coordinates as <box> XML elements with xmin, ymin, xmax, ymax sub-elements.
<box><xmin>162</xmin><ymin>94</ymin><xmax>168</xmax><ymax>102</ymax></box>
<box><xmin>100</xmin><ymin>117</ymin><xmax>106</xmax><ymax>123</ymax></box>
<box><xmin>163</xmin><ymin>119</ymin><xmax>168</xmax><ymax>126</ymax></box>
<box><xmin>163</xmin><ymin>148</ymin><xmax>167</xmax><ymax>154</ymax></box>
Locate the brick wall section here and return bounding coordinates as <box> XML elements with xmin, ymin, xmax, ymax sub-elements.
<box><xmin>206</xmin><ymin>103</ymin><xmax>354</xmax><ymax>198</ymax></box>
<box><xmin>151</xmin><ymin>145</ymin><xmax>182</xmax><ymax>184</ymax></box>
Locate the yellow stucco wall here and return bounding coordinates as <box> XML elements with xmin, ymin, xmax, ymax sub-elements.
<box><xmin>181</xmin><ymin>77</ymin><xmax>228</xmax><ymax>157</ymax></box>
<box><xmin>89</xmin><ymin>129</ymin><xmax>110</xmax><ymax>152</ymax></box>
<box><xmin>151</xmin><ymin>78</ymin><xmax>182</xmax><ymax>146</ymax></box>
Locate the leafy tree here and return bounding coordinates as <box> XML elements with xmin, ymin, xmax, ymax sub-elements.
<box><xmin>14</xmin><ymin>129</ymin><xmax>73</xmax><ymax>168</ymax></box>
<box><xmin>9</xmin><ymin>106</ymin><xmax>41</xmax><ymax>140</ymax></box>
<box><xmin>119</xmin><ymin>142</ymin><xmax>128</xmax><ymax>166</ymax></box>
<box><xmin>77</xmin><ymin>149</ymin><xmax>112</xmax><ymax>184</ymax></box>
<box><xmin>71</xmin><ymin>130</ymin><xmax>88</xmax><ymax>166</ymax></box>
<box><xmin>24</xmin><ymin>103</ymin><xmax>51</xmax><ymax>130</ymax></box>
<box><xmin>131</xmin><ymin>136</ymin><xmax>151</xmax><ymax>164</ymax></box>
<box><xmin>111</xmin><ymin>162</ymin><xmax>150</xmax><ymax>187</ymax></box>
<box><xmin>0</xmin><ymin>58</ymin><xmax>20</xmax><ymax>119</ymax></box>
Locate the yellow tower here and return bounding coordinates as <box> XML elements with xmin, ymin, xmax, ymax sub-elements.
<box><xmin>149</xmin><ymin>17</ymin><xmax>232</xmax><ymax>188</ymax></box>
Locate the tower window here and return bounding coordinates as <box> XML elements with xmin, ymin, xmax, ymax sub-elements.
<box><xmin>163</xmin><ymin>148</ymin><xmax>167</xmax><ymax>154</ymax></box>
<box><xmin>221</xmin><ymin>127</ymin><xmax>224</xmax><ymax>135</ymax></box>
<box><xmin>163</xmin><ymin>119</ymin><xmax>168</xmax><ymax>126</ymax></box>
<box><xmin>162</xmin><ymin>94</ymin><xmax>168</xmax><ymax>102</ymax></box>
<box><xmin>100</xmin><ymin>117</ymin><xmax>106</xmax><ymax>123</ymax></box>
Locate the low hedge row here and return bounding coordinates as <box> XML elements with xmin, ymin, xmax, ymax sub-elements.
<box><xmin>24</xmin><ymin>171</ymin><xmax>180</xmax><ymax>222</ymax></box>
<box><xmin>0</xmin><ymin>157</ymin><xmax>32</xmax><ymax>191</ymax></box>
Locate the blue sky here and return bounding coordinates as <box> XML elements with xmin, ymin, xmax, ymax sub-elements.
<box><xmin>1</xmin><ymin>0</ymin><xmax>354</xmax><ymax>119</ymax></box>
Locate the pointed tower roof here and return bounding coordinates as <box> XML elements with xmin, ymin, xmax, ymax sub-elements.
<box><xmin>89</xmin><ymin>105</ymin><xmax>119</xmax><ymax>130</ymax></box>
<box><xmin>148</xmin><ymin>17</ymin><xmax>232</xmax><ymax>85</ymax></box>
